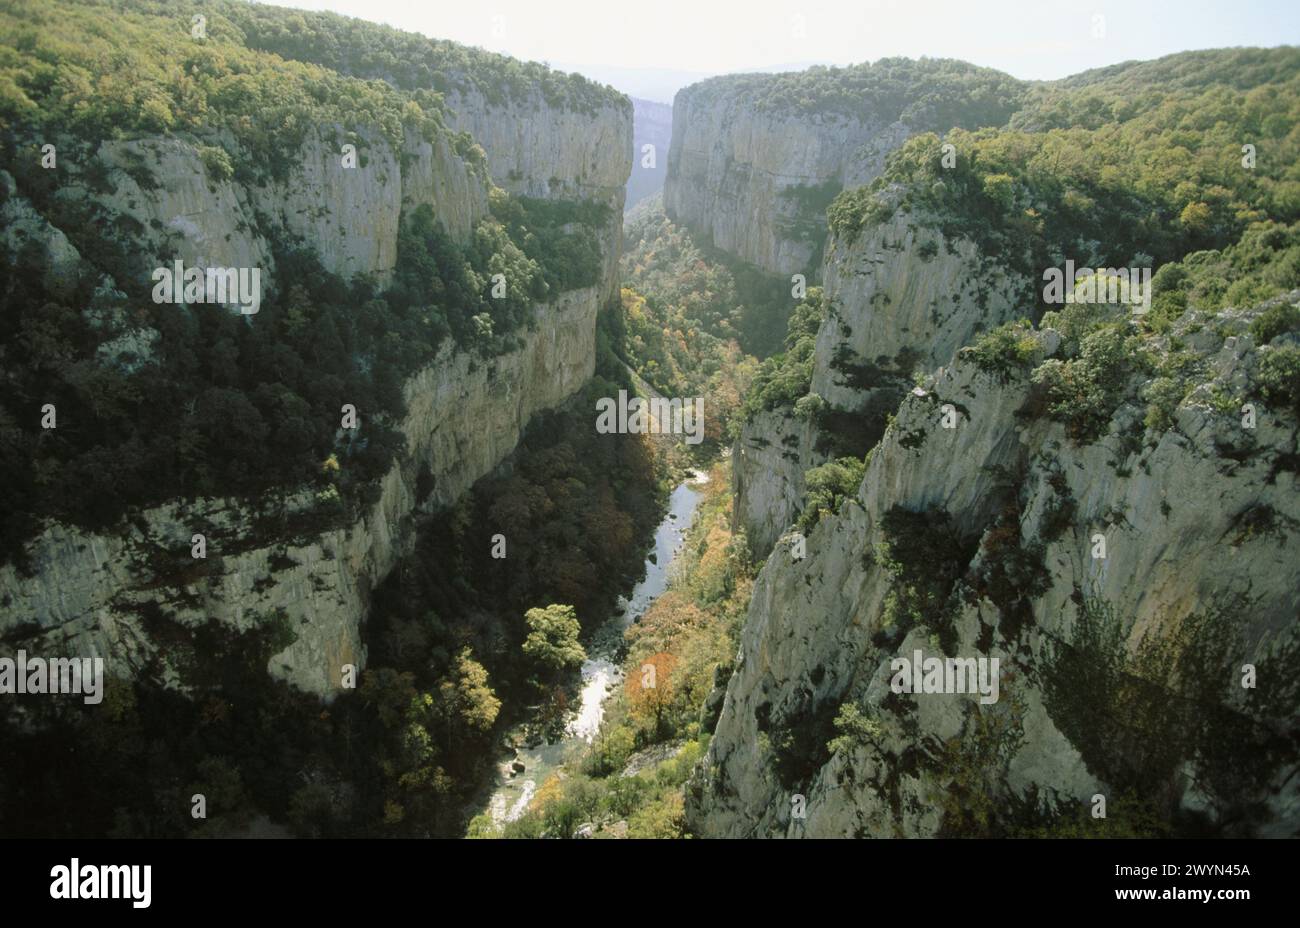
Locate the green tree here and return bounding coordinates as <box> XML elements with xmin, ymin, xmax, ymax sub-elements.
<box><xmin>522</xmin><ymin>604</ymin><xmax>586</xmax><ymax>673</ymax></box>
<box><xmin>436</xmin><ymin>648</ymin><xmax>501</xmax><ymax>737</ymax></box>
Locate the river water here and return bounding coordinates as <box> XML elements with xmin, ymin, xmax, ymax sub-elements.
<box><xmin>483</xmin><ymin>470</ymin><xmax>709</xmax><ymax>824</ymax></box>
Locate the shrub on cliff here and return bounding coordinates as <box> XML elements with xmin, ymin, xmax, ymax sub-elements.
<box><xmin>964</xmin><ymin>320</ymin><xmax>1039</xmax><ymax>383</ymax></box>
<box><xmin>1031</xmin><ymin>323</ymin><xmax>1149</xmax><ymax>442</ymax></box>
<box><xmin>797</xmin><ymin>457</ymin><xmax>866</xmax><ymax>534</ymax></box>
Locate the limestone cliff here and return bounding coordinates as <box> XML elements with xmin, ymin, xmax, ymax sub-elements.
<box><xmin>732</xmin><ymin>409</ymin><xmax>822</xmax><ymax>557</ymax></box>
<box><xmin>663</xmin><ymin>61</ymin><xmax>1024</xmax><ymax>277</ymax></box>
<box><xmin>0</xmin><ymin>66</ymin><xmax>631</xmax><ymax>699</ymax></box>
<box><xmin>692</xmin><ymin>295</ymin><xmax>1300</xmax><ymax>837</ymax></box>
<box><xmin>0</xmin><ymin>289</ymin><xmax>599</xmax><ymax>697</ymax></box>
<box><xmin>91</xmin><ymin>126</ymin><xmax>488</xmax><ymax>289</ymax></box>
<box><xmin>444</xmin><ymin>87</ymin><xmax>632</xmax><ymax>302</ymax></box>
<box><xmin>732</xmin><ymin>209</ymin><xmax>1033</xmax><ymax>558</ymax></box>
<box><xmin>664</xmin><ymin>85</ymin><xmax>905</xmax><ymax>276</ymax></box>
<box><xmin>812</xmin><ymin>210</ymin><xmax>1033</xmax><ymax>410</ymax></box>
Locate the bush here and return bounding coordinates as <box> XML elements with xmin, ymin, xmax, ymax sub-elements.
<box><xmin>797</xmin><ymin>457</ymin><xmax>866</xmax><ymax>533</ymax></box>
<box><xmin>1143</xmin><ymin>375</ymin><xmax>1188</xmax><ymax>432</ymax></box>
<box><xmin>198</xmin><ymin>145</ymin><xmax>234</xmax><ymax>183</ymax></box>
<box><xmin>1257</xmin><ymin>345</ymin><xmax>1300</xmax><ymax>415</ymax></box>
<box><xmin>1031</xmin><ymin>323</ymin><xmax>1147</xmax><ymax>442</ymax></box>
<box><xmin>1250</xmin><ymin>300</ymin><xmax>1300</xmax><ymax>344</ymax></box>
<box><xmin>964</xmin><ymin>320</ymin><xmax>1038</xmax><ymax>382</ymax></box>
<box><xmin>827</xmin><ymin>702</ymin><xmax>883</xmax><ymax>756</ymax></box>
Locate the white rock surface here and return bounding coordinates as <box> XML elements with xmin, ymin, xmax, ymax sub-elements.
<box><xmin>664</xmin><ymin>82</ymin><xmax>912</xmax><ymax>275</ymax></box>
<box><xmin>691</xmin><ymin>304</ymin><xmax>1300</xmax><ymax>837</ymax></box>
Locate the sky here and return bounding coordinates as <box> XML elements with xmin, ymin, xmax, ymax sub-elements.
<box><xmin>276</xmin><ymin>0</ymin><xmax>1300</xmax><ymax>100</ymax></box>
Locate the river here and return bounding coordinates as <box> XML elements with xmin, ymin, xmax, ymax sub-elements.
<box><xmin>483</xmin><ymin>469</ymin><xmax>710</xmax><ymax>825</ymax></box>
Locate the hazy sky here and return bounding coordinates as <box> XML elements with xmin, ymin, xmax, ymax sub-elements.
<box><xmin>278</xmin><ymin>0</ymin><xmax>1298</xmax><ymax>90</ymax></box>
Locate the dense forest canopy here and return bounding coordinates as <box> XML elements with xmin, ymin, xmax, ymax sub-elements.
<box><xmin>826</xmin><ymin>47</ymin><xmax>1300</xmax><ymax>319</ymax></box>
<box><xmin>223</xmin><ymin>0</ymin><xmax>627</xmax><ymax>114</ymax></box>
<box><xmin>0</xmin><ymin>0</ymin><xmax>446</xmax><ymax>156</ymax></box>
<box><xmin>0</xmin><ymin>0</ymin><xmax>624</xmax><ymax>143</ymax></box>
<box><xmin>683</xmin><ymin>57</ymin><xmax>1027</xmax><ymax>131</ymax></box>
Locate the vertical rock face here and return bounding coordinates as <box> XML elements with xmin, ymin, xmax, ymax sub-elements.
<box><xmin>0</xmin><ymin>173</ymin><xmax>83</xmax><ymax>299</ymax></box>
<box><xmin>92</xmin><ymin>128</ymin><xmax>489</xmax><ymax>290</ymax></box>
<box><xmin>812</xmin><ymin>212</ymin><xmax>1033</xmax><ymax>410</ymax></box>
<box><xmin>664</xmin><ymin>83</ymin><xmax>906</xmax><ymax>276</ymax></box>
<box><xmin>732</xmin><ymin>409</ymin><xmax>822</xmax><ymax>557</ymax></box>
<box><xmin>445</xmin><ymin>89</ymin><xmax>632</xmax><ymax>303</ymax></box>
<box><xmin>1</xmin><ymin>76</ymin><xmax>632</xmax><ymax>698</ymax></box>
<box><xmin>730</xmin><ymin>211</ymin><xmax>1034</xmax><ymax>559</ymax></box>
<box><xmin>0</xmin><ymin>290</ymin><xmax>600</xmax><ymax>697</ymax></box>
<box><xmin>445</xmin><ymin>89</ymin><xmax>632</xmax><ymax>208</ymax></box>
<box><xmin>691</xmin><ymin>298</ymin><xmax>1300</xmax><ymax>837</ymax></box>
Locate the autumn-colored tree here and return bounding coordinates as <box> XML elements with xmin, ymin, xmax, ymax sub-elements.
<box><xmin>625</xmin><ymin>651</ymin><xmax>679</xmax><ymax>737</ymax></box>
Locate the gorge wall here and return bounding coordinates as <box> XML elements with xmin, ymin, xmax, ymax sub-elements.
<box><xmin>444</xmin><ymin>86</ymin><xmax>632</xmax><ymax>302</ymax></box>
<box><xmin>733</xmin><ymin>210</ymin><xmax>1034</xmax><ymax>556</ymax></box>
<box><xmin>692</xmin><ymin>296</ymin><xmax>1300</xmax><ymax>836</ymax></box>
<box><xmin>675</xmin><ymin>52</ymin><xmax>1300</xmax><ymax>837</ymax></box>
<box><xmin>665</xmin><ymin>63</ymin><xmax>1028</xmax><ymax>557</ymax></box>
<box><xmin>0</xmin><ymin>67</ymin><xmax>631</xmax><ymax>698</ymax></box>
<box><xmin>664</xmin><ymin>83</ymin><xmax>908</xmax><ymax>277</ymax></box>
<box><xmin>662</xmin><ymin>61</ymin><xmax>1024</xmax><ymax>278</ymax></box>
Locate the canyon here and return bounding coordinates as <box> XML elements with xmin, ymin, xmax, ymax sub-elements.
<box><xmin>2</xmin><ymin>1</ymin><xmax>1296</xmax><ymax>841</ymax></box>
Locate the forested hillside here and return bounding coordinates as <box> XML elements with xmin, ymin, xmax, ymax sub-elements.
<box><xmin>0</xmin><ymin>0</ymin><xmax>615</xmax><ymax>564</ymax></box>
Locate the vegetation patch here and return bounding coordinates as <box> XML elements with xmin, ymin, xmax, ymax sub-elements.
<box><xmin>1041</xmin><ymin>597</ymin><xmax>1300</xmax><ymax>833</ymax></box>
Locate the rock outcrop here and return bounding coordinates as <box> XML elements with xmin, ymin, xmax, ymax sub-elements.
<box><xmin>664</xmin><ymin>85</ymin><xmax>907</xmax><ymax>276</ymax></box>
<box><xmin>812</xmin><ymin>211</ymin><xmax>1033</xmax><ymax>410</ymax></box>
<box><xmin>445</xmin><ymin>88</ymin><xmax>632</xmax><ymax>302</ymax></box>
<box><xmin>0</xmin><ymin>289</ymin><xmax>599</xmax><ymax>697</ymax></box>
<box><xmin>91</xmin><ymin>127</ymin><xmax>488</xmax><ymax>290</ymax></box>
<box><xmin>732</xmin><ymin>408</ymin><xmax>822</xmax><ymax>557</ymax></box>
<box><xmin>445</xmin><ymin>88</ymin><xmax>631</xmax><ymax>209</ymax></box>
<box><xmin>731</xmin><ymin>210</ymin><xmax>1034</xmax><ymax>558</ymax></box>
<box><xmin>692</xmin><ymin>297</ymin><xmax>1300</xmax><ymax>837</ymax></box>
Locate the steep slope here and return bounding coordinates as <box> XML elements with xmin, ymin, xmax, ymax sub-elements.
<box><xmin>227</xmin><ymin>2</ymin><xmax>633</xmax><ymax>300</ymax></box>
<box><xmin>692</xmin><ymin>295</ymin><xmax>1300</xmax><ymax>837</ymax></box>
<box><xmin>663</xmin><ymin>59</ymin><xmax>1025</xmax><ymax>277</ymax></box>
<box><xmin>0</xmin><ymin>287</ymin><xmax>599</xmax><ymax>695</ymax></box>
<box><xmin>0</xmin><ymin>0</ymin><xmax>631</xmax><ymax>697</ymax></box>
<box><xmin>692</xmin><ymin>47</ymin><xmax>1300</xmax><ymax>837</ymax></box>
